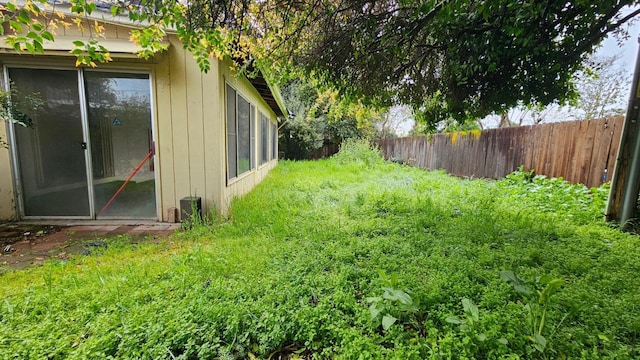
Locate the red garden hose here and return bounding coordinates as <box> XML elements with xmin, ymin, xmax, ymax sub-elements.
<box><xmin>97</xmin><ymin>150</ymin><xmax>153</xmax><ymax>217</ymax></box>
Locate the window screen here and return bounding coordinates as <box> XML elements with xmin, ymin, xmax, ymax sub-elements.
<box><xmin>226</xmin><ymin>84</ymin><xmax>256</xmax><ymax>181</ymax></box>
<box><xmin>260</xmin><ymin>112</ymin><xmax>269</xmax><ymax>165</ymax></box>
<box><xmin>226</xmin><ymin>85</ymin><xmax>237</xmax><ymax>180</ymax></box>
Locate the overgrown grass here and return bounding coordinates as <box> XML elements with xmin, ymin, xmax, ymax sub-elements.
<box><xmin>1</xmin><ymin>142</ymin><xmax>639</xmax><ymax>359</ymax></box>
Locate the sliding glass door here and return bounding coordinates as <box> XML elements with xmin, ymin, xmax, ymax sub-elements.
<box><xmin>7</xmin><ymin>68</ymin><xmax>156</xmax><ymax>219</ymax></box>
<box><xmin>9</xmin><ymin>68</ymin><xmax>90</xmax><ymax>216</ymax></box>
<box><xmin>85</xmin><ymin>72</ymin><xmax>156</xmax><ymax>218</ymax></box>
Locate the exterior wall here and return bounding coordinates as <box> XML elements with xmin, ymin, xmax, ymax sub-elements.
<box><xmin>0</xmin><ymin>80</ymin><xmax>16</xmax><ymax>220</ymax></box>
<box><xmin>154</xmin><ymin>35</ymin><xmax>227</xmax><ymax>220</ymax></box>
<box><xmin>149</xmin><ymin>38</ymin><xmax>280</xmax><ymax>219</ymax></box>
<box><xmin>0</xmin><ymin>21</ymin><xmax>278</xmax><ymax>221</ymax></box>
<box><xmin>219</xmin><ymin>59</ymin><xmax>279</xmax><ymax>210</ymax></box>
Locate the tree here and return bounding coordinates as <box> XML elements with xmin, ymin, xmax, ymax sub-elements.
<box><xmin>279</xmin><ymin>80</ymin><xmax>327</xmax><ymax>159</ymax></box>
<box><xmin>478</xmin><ymin>103</ymin><xmax>568</xmax><ymax>128</ymax></box>
<box><xmin>3</xmin><ymin>0</ymin><xmax>640</xmax><ymax>128</ymax></box>
<box><xmin>376</xmin><ymin>105</ymin><xmax>413</xmax><ymax>139</ymax></box>
<box><xmin>570</xmin><ymin>54</ymin><xmax>629</xmax><ymax>120</ymax></box>
<box><xmin>279</xmin><ymin>79</ymin><xmax>380</xmax><ymax>159</ymax></box>
<box><xmin>480</xmin><ymin>53</ymin><xmax>630</xmax><ymax>129</ymax></box>
<box><xmin>274</xmin><ymin>1</ymin><xmax>639</xmax><ymax>119</ymax></box>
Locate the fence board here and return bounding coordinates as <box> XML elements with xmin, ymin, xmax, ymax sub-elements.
<box><xmin>375</xmin><ymin>117</ymin><xmax>624</xmax><ymax>188</ymax></box>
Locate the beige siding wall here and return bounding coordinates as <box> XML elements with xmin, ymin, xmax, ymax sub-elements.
<box><xmin>219</xmin><ymin>58</ymin><xmax>279</xmax><ymax>209</ymax></box>
<box><xmin>0</xmin><ymin>99</ymin><xmax>16</xmax><ymax>220</ymax></box>
<box><xmin>154</xmin><ymin>35</ymin><xmax>226</xmax><ymax>220</ymax></box>
<box><xmin>154</xmin><ymin>38</ymin><xmax>280</xmax><ymax>218</ymax></box>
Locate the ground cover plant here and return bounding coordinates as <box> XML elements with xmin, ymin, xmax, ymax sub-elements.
<box><xmin>1</xmin><ymin>140</ymin><xmax>639</xmax><ymax>359</ymax></box>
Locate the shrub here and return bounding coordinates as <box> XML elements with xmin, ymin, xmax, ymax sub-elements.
<box><xmin>332</xmin><ymin>138</ymin><xmax>384</xmax><ymax>167</ymax></box>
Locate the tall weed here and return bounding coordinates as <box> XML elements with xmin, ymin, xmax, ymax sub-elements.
<box><xmin>332</xmin><ymin>138</ymin><xmax>384</xmax><ymax>167</ymax></box>
<box><xmin>499</xmin><ymin>166</ymin><xmax>609</xmax><ymax>224</ymax></box>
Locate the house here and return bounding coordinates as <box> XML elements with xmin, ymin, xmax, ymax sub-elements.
<box><xmin>0</xmin><ymin>5</ymin><xmax>286</xmax><ymax>221</ymax></box>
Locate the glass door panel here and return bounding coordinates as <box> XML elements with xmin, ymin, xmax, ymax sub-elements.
<box><xmin>84</xmin><ymin>72</ymin><xmax>156</xmax><ymax>218</ymax></box>
<box><xmin>9</xmin><ymin>68</ymin><xmax>90</xmax><ymax>216</ymax></box>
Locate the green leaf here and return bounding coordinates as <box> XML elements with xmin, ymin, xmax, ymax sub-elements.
<box><xmin>17</xmin><ymin>9</ymin><xmax>31</xmax><ymax>24</ymax></box>
<box><xmin>9</xmin><ymin>21</ymin><xmax>23</xmax><ymax>33</ymax></box>
<box><xmin>500</xmin><ymin>270</ymin><xmax>532</xmax><ymax>297</ymax></box>
<box><xmin>87</xmin><ymin>2</ymin><xmax>97</xmax><ymax>14</ymax></box>
<box><xmin>110</xmin><ymin>6</ymin><xmax>119</xmax><ymax>16</ymax></box>
<box><xmin>368</xmin><ymin>303</ymin><xmax>383</xmax><ymax>320</ymax></box>
<box><xmin>12</xmin><ymin>41</ymin><xmax>22</xmax><ymax>52</ymax></box>
<box><xmin>41</xmin><ymin>31</ymin><xmax>54</xmax><ymax>42</ymax></box>
<box><xmin>461</xmin><ymin>298</ymin><xmax>479</xmax><ymax>322</ymax></box>
<box><xmin>533</xmin><ymin>334</ymin><xmax>547</xmax><ymax>352</ymax></box>
<box><xmin>398</xmin><ymin>303</ymin><xmax>419</xmax><ymax>312</ymax></box>
<box><xmin>539</xmin><ymin>278</ymin><xmax>564</xmax><ymax>304</ymax></box>
<box><xmin>33</xmin><ymin>40</ymin><xmax>43</xmax><ymax>53</ymax></box>
<box><xmin>445</xmin><ymin>316</ymin><xmax>462</xmax><ymax>325</ymax></box>
<box><xmin>389</xmin><ymin>273</ymin><xmax>399</xmax><ymax>287</ymax></box>
<box><xmin>514</xmin><ymin>284</ymin><xmax>533</xmax><ymax>297</ymax></box>
<box><xmin>500</xmin><ymin>270</ymin><xmax>518</xmax><ymax>283</ymax></box>
<box><xmin>26</xmin><ymin>32</ymin><xmax>40</xmax><ymax>41</ymax></box>
<box><xmin>497</xmin><ymin>338</ymin><xmax>509</xmax><ymax>345</ymax></box>
<box><xmin>382</xmin><ymin>288</ymin><xmax>413</xmax><ymax>305</ymax></box>
<box><xmin>72</xmin><ymin>40</ymin><xmax>85</xmax><ymax>47</ymax></box>
<box><xmin>381</xmin><ymin>315</ymin><xmax>396</xmax><ymax>330</ymax></box>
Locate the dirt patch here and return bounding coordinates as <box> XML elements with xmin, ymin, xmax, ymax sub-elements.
<box><xmin>1</xmin><ymin>223</ymin><xmax>179</xmax><ymax>270</ymax></box>
<box><xmin>0</xmin><ymin>224</ymin><xmax>62</xmax><ymax>248</ymax></box>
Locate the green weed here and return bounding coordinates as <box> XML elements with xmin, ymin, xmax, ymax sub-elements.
<box><xmin>331</xmin><ymin>137</ymin><xmax>384</xmax><ymax>167</ymax></box>
<box><xmin>500</xmin><ymin>270</ymin><xmax>568</xmax><ymax>356</ymax></box>
<box><xmin>366</xmin><ymin>270</ymin><xmax>419</xmax><ymax>331</ymax></box>
<box><xmin>0</xmin><ymin>160</ymin><xmax>638</xmax><ymax>359</ymax></box>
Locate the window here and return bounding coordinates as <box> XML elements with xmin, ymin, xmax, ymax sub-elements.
<box><xmin>271</xmin><ymin>121</ymin><xmax>277</xmax><ymax>160</ymax></box>
<box><xmin>226</xmin><ymin>84</ymin><xmax>255</xmax><ymax>180</ymax></box>
<box><xmin>259</xmin><ymin>112</ymin><xmax>269</xmax><ymax>165</ymax></box>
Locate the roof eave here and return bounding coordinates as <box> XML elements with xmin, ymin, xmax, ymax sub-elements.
<box><xmin>248</xmin><ymin>71</ymin><xmax>287</xmax><ymax>118</ymax></box>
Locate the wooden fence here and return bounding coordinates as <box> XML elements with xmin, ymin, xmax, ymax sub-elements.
<box><xmin>310</xmin><ymin>143</ymin><xmax>340</xmax><ymax>160</ymax></box>
<box><xmin>375</xmin><ymin>116</ymin><xmax>624</xmax><ymax>188</ymax></box>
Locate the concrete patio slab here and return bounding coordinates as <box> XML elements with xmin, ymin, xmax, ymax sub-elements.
<box><xmin>0</xmin><ymin>222</ymin><xmax>181</xmax><ymax>270</ymax></box>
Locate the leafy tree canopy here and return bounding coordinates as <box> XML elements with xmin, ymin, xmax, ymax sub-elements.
<box><xmin>286</xmin><ymin>0</ymin><xmax>640</xmax><ymax>123</ymax></box>
<box><xmin>2</xmin><ymin>0</ymin><xmax>639</xmax><ymax>128</ymax></box>
<box><xmin>279</xmin><ymin>79</ymin><xmax>381</xmax><ymax>159</ymax></box>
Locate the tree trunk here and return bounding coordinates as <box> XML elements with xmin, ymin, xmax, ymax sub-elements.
<box><xmin>498</xmin><ymin>112</ymin><xmax>511</xmax><ymax>128</ymax></box>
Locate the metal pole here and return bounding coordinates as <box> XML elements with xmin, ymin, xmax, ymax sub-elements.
<box><xmin>608</xmin><ymin>34</ymin><xmax>640</xmax><ymax>224</ymax></box>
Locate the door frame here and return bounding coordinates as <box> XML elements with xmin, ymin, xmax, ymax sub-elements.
<box><xmin>3</xmin><ymin>64</ymin><xmax>159</xmax><ymax>220</ymax></box>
